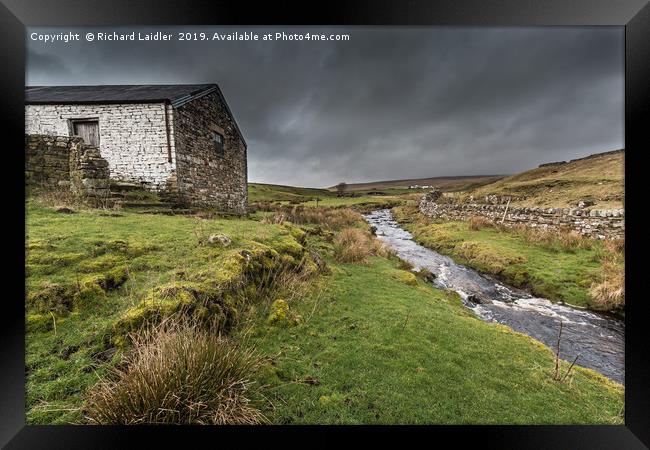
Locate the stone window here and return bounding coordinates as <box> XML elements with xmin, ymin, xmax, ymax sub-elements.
<box><xmin>212</xmin><ymin>131</ymin><xmax>224</xmax><ymax>157</ymax></box>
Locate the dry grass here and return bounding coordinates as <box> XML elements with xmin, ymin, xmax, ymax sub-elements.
<box><xmin>589</xmin><ymin>239</ymin><xmax>625</xmax><ymax>310</ymax></box>
<box><xmin>333</xmin><ymin>228</ymin><xmax>386</xmax><ymax>263</ymax></box>
<box><xmin>29</xmin><ymin>184</ymin><xmax>118</xmax><ymax>211</ymax></box>
<box><xmin>468</xmin><ymin>215</ymin><xmax>493</xmax><ymax>231</ymax></box>
<box><xmin>262</xmin><ymin>205</ymin><xmax>363</xmax><ymax>230</ymax></box>
<box><xmin>84</xmin><ymin>319</ymin><xmax>265</xmax><ymax>425</ymax></box>
<box><xmin>511</xmin><ymin>224</ymin><xmax>593</xmax><ymax>251</ymax></box>
<box><xmin>462</xmin><ymin>150</ymin><xmax>624</xmax><ymax>209</ymax></box>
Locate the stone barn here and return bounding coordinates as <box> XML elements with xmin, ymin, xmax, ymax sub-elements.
<box><xmin>25</xmin><ymin>84</ymin><xmax>248</xmax><ymax>213</ymax></box>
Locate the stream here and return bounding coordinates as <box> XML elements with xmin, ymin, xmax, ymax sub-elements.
<box><xmin>363</xmin><ymin>209</ymin><xmax>624</xmax><ymax>384</ymax></box>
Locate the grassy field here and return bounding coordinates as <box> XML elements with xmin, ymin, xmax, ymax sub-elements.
<box><xmin>248</xmin><ymin>182</ymin><xmax>406</xmax><ymax>209</ymax></box>
<box><xmin>393</xmin><ymin>205</ymin><xmax>623</xmax><ymax>313</ymax></box>
<box><xmin>25</xmin><ymin>201</ymin><xmax>308</xmax><ymax>424</ymax></box>
<box><xmin>25</xmin><ymin>194</ymin><xmax>624</xmax><ymax>424</ymax></box>
<box><xmin>248</xmin><ymin>183</ymin><xmax>336</xmax><ymax>203</ymax></box>
<box><xmin>244</xmin><ymin>253</ymin><xmax>623</xmax><ymax>424</ymax></box>
<box><xmin>457</xmin><ymin>150</ymin><xmax>624</xmax><ymax>209</ymax></box>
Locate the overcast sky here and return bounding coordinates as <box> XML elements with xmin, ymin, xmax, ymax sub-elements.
<box><xmin>27</xmin><ymin>26</ymin><xmax>623</xmax><ymax>187</ymax></box>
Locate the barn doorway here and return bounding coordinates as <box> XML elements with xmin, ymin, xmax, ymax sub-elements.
<box><xmin>71</xmin><ymin>120</ymin><xmax>100</xmax><ymax>147</ymax></box>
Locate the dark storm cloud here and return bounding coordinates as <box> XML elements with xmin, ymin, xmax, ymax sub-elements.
<box><xmin>26</xmin><ymin>27</ymin><xmax>623</xmax><ymax>187</ymax></box>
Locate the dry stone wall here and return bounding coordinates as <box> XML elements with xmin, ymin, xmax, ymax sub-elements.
<box><xmin>69</xmin><ymin>143</ymin><xmax>111</xmax><ymax>198</ymax></box>
<box><xmin>419</xmin><ymin>193</ymin><xmax>624</xmax><ymax>240</ymax></box>
<box><xmin>173</xmin><ymin>91</ymin><xmax>248</xmax><ymax>214</ymax></box>
<box><xmin>25</xmin><ymin>134</ymin><xmax>74</xmax><ymax>186</ymax></box>
<box><xmin>26</xmin><ymin>134</ymin><xmax>111</xmax><ymax>199</ymax></box>
<box><xmin>25</xmin><ymin>103</ymin><xmax>176</xmax><ymax>190</ymax></box>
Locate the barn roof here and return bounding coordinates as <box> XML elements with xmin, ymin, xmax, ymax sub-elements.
<box><xmin>25</xmin><ymin>84</ymin><xmax>246</xmax><ymax>147</ymax></box>
<box><xmin>25</xmin><ymin>84</ymin><xmax>219</xmax><ymax>107</ymax></box>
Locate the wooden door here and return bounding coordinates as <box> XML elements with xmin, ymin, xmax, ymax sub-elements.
<box><xmin>73</xmin><ymin>120</ymin><xmax>100</xmax><ymax>147</ymax></box>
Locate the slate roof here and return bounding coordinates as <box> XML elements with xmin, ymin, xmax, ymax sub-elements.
<box><xmin>25</xmin><ymin>84</ymin><xmax>218</xmax><ymax>108</ymax></box>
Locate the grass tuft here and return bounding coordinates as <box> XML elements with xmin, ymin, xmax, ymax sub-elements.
<box><xmin>85</xmin><ymin>319</ymin><xmax>265</xmax><ymax>425</ymax></box>
<box><xmin>468</xmin><ymin>215</ymin><xmax>493</xmax><ymax>231</ymax></box>
<box><xmin>333</xmin><ymin>228</ymin><xmax>385</xmax><ymax>263</ymax></box>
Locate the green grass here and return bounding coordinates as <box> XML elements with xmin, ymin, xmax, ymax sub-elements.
<box><xmin>248</xmin><ymin>182</ymin><xmax>405</xmax><ymax>209</ymax></box>
<box><xmin>25</xmin><ymin>199</ymin><xmax>623</xmax><ymax>425</ymax></box>
<box><xmin>25</xmin><ymin>201</ymin><xmax>304</xmax><ymax>424</ymax></box>
<box><xmin>393</xmin><ymin>206</ymin><xmax>614</xmax><ymax>311</ymax></box>
<box><xmin>244</xmin><ymin>256</ymin><xmax>623</xmax><ymax>424</ymax></box>
<box><xmin>248</xmin><ymin>183</ymin><xmax>336</xmax><ymax>203</ymax></box>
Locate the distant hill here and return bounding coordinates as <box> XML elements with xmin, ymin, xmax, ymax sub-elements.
<box><xmin>329</xmin><ymin>175</ymin><xmax>505</xmax><ymax>193</ymax></box>
<box><xmin>462</xmin><ymin>149</ymin><xmax>624</xmax><ymax>209</ymax></box>
<box><xmin>248</xmin><ymin>183</ymin><xmax>336</xmax><ymax>203</ymax></box>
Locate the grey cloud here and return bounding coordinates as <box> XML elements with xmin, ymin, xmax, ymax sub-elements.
<box><xmin>27</xmin><ymin>26</ymin><xmax>623</xmax><ymax>187</ymax></box>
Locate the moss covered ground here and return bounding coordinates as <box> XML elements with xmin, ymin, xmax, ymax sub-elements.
<box><xmin>25</xmin><ymin>201</ymin><xmax>308</xmax><ymax>423</ymax></box>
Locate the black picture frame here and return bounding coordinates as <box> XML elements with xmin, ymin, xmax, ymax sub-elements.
<box><xmin>1</xmin><ymin>1</ymin><xmax>648</xmax><ymax>448</ymax></box>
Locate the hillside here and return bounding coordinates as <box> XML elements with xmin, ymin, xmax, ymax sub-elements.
<box><xmin>248</xmin><ymin>183</ymin><xmax>335</xmax><ymax>203</ymax></box>
<box><xmin>329</xmin><ymin>175</ymin><xmax>505</xmax><ymax>193</ymax></box>
<box><xmin>460</xmin><ymin>150</ymin><xmax>624</xmax><ymax>209</ymax></box>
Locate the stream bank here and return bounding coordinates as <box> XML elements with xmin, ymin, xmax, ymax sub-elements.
<box><xmin>364</xmin><ymin>209</ymin><xmax>624</xmax><ymax>384</ymax></box>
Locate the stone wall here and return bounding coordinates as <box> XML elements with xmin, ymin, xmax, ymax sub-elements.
<box><xmin>173</xmin><ymin>91</ymin><xmax>248</xmax><ymax>214</ymax></box>
<box><xmin>25</xmin><ymin>134</ymin><xmax>110</xmax><ymax>199</ymax></box>
<box><xmin>25</xmin><ymin>134</ymin><xmax>75</xmax><ymax>186</ymax></box>
<box><xmin>69</xmin><ymin>143</ymin><xmax>111</xmax><ymax>198</ymax></box>
<box><xmin>419</xmin><ymin>193</ymin><xmax>624</xmax><ymax>240</ymax></box>
<box><xmin>25</xmin><ymin>103</ymin><xmax>176</xmax><ymax>190</ymax></box>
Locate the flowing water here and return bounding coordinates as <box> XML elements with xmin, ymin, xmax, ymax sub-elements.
<box><xmin>363</xmin><ymin>209</ymin><xmax>624</xmax><ymax>384</ymax></box>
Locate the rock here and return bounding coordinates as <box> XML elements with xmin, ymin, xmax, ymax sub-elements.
<box><xmin>207</xmin><ymin>234</ymin><xmax>232</xmax><ymax>247</ymax></box>
<box><xmin>423</xmin><ymin>188</ymin><xmax>442</xmax><ymax>203</ymax></box>
<box><xmin>577</xmin><ymin>199</ymin><xmax>595</xmax><ymax>208</ymax></box>
<box><xmin>466</xmin><ymin>294</ymin><xmax>492</xmax><ymax>305</ymax></box>
<box><xmin>416</xmin><ymin>268</ymin><xmax>436</xmax><ymax>282</ymax></box>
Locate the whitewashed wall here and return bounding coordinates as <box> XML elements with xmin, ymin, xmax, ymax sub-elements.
<box><xmin>25</xmin><ymin>103</ymin><xmax>176</xmax><ymax>190</ymax></box>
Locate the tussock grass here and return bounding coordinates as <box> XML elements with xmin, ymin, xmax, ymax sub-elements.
<box><xmin>468</xmin><ymin>215</ymin><xmax>493</xmax><ymax>231</ymax></box>
<box><xmin>589</xmin><ymin>240</ymin><xmax>625</xmax><ymax>310</ymax></box>
<box><xmin>333</xmin><ymin>228</ymin><xmax>386</xmax><ymax>263</ymax></box>
<box><xmin>85</xmin><ymin>318</ymin><xmax>265</xmax><ymax>425</ymax></box>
